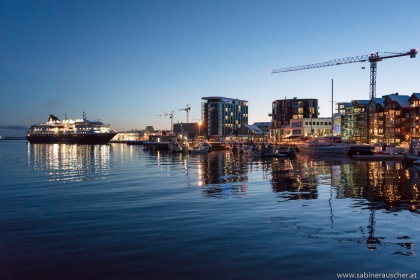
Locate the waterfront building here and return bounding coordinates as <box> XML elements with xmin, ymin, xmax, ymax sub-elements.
<box><xmin>270</xmin><ymin>97</ymin><xmax>318</xmax><ymax>142</ymax></box>
<box><xmin>283</xmin><ymin>117</ymin><xmax>332</xmax><ymax>140</ymax></box>
<box><xmin>338</xmin><ymin>100</ymin><xmax>369</xmax><ymax>143</ymax></box>
<box><xmin>367</xmin><ymin>97</ymin><xmax>386</xmax><ymax>143</ymax></box>
<box><xmin>111</xmin><ymin>130</ymin><xmax>144</xmax><ymax>142</ymax></box>
<box><xmin>408</xmin><ymin>93</ymin><xmax>420</xmax><ymax>142</ymax></box>
<box><xmin>367</xmin><ymin>93</ymin><xmax>410</xmax><ymax>144</ymax></box>
<box><xmin>232</xmin><ymin>124</ymin><xmax>265</xmax><ymax>142</ymax></box>
<box><xmin>173</xmin><ymin>122</ymin><xmax>201</xmax><ymax>139</ymax></box>
<box><xmin>201</xmin><ymin>96</ymin><xmax>248</xmax><ymax>138</ymax></box>
<box><xmin>338</xmin><ymin>93</ymin><xmax>414</xmax><ymax>145</ymax></box>
<box><xmin>382</xmin><ymin>93</ymin><xmax>410</xmax><ymax>144</ymax></box>
<box><xmin>252</xmin><ymin>122</ymin><xmax>271</xmax><ymax>136</ymax></box>
<box><xmin>337</xmin><ymin>102</ymin><xmax>352</xmax><ymax>141</ymax></box>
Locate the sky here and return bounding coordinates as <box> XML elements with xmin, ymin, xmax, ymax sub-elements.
<box><xmin>1</xmin><ymin>0</ymin><xmax>419</xmax><ymax>136</ymax></box>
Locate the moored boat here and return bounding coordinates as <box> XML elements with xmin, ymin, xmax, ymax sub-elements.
<box><xmin>241</xmin><ymin>144</ymin><xmax>251</xmax><ymax>154</ymax></box>
<box><xmin>273</xmin><ymin>145</ymin><xmax>297</xmax><ymax>158</ymax></box>
<box><xmin>347</xmin><ymin>145</ymin><xmax>374</xmax><ymax>156</ymax></box>
<box><xmin>26</xmin><ymin>113</ymin><xmax>117</xmax><ymax>144</ymax></box>
<box><xmin>189</xmin><ymin>142</ymin><xmax>211</xmax><ymax>154</ymax></box>
<box><xmin>250</xmin><ymin>145</ymin><xmax>261</xmax><ymax>157</ymax></box>
<box><xmin>403</xmin><ymin>140</ymin><xmax>420</xmax><ymax>164</ymax></box>
<box><xmin>261</xmin><ymin>143</ymin><xmax>274</xmax><ymax>157</ymax></box>
<box><xmin>298</xmin><ymin>139</ymin><xmax>351</xmax><ymax>155</ymax></box>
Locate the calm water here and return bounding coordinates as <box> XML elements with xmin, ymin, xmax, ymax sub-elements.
<box><xmin>0</xmin><ymin>141</ymin><xmax>419</xmax><ymax>280</ymax></box>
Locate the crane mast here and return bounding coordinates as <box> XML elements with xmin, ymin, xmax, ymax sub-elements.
<box><xmin>158</xmin><ymin>111</ymin><xmax>174</xmax><ymax>132</ymax></box>
<box><xmin>179</xmin><ymin>104</ymin><xmax>191</xmax><ymax>123</ymax></box>
<box><xmin>271</xmin><ymin>49</ymin><xmax>417</xmax><ymax>99</ymax></box>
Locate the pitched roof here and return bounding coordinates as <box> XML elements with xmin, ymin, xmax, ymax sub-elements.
<box><xmin>370</xmin><ymin>97</ymin><xmax>385</xmax><ymax>106</ymax></box>
<box><xmin>244</xmin><ymin>124</ymin><xmax>263</xmax><ymax>134</ymax></box>
<box><xmin>385</xmin><ymin>94</ymin><xmax>409</xmax><ymax>107</ymax></box>
<box><xmin>409</xmin><ymin>93</ymin><xmax>420</xmax><ymax>101</ymax></box>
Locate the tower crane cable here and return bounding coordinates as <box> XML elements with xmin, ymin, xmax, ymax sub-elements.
<box><xmin>271</xmin><ymin>48</ymin><xmax>417</xmax><ymax>99</ymax></box>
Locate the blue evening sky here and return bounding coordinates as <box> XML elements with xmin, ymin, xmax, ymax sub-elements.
<box><xmin>1</xmin><ymin>0</ymin><xmax>419</xmax><ymax>133</ymax></box>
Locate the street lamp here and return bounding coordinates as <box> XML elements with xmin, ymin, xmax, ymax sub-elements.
<box><xmin>194</xmin><ymin>118</ymin><xmax>202</xmax><ymax>140</ymax></box>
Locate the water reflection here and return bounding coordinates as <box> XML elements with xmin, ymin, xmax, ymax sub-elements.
<box><xmin>160</xmin><ymin>151</ymin><xmax>419</xmax><ymax>212</ymax></box>
<box><xmin>27</xmin><ymin>143</ymin><xmax>111</xmax><ymax>181</ymax></box>
<box><xmin>137</xmin><ymin>149</ymin><xmax>420</xmax><ymax>212</ymax></box>
<box><xmin>147</xmin><ymin>150</ymin><xmax>419</xmax><ymax>254</ymax></box>
<box><xmin>348</xmin><ymin>160</ymin><xmax>420</xmax><ymax>212</ymax></box>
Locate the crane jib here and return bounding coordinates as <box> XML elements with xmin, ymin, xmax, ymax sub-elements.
<box><xmin>271</xmin><ymin>48</ymin><xmax>417</xmax><ymax>99</ymax></box>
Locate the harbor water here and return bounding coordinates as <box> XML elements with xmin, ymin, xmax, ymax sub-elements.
<box><xmin>1</xmin><ymin>140</ymin><xmax>419</xmax><ymax>280</ymax></box>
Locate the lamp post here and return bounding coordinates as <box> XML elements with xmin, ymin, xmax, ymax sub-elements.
<box><xmin>194</xmin><ymin>118</ymin><xmax>203</xmax><ymax>140</ymax></box>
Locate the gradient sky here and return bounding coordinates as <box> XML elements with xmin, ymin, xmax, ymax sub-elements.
<box><xmin>1</xmin><ymin>0</ymin><xmax>419</xmax><ymax>134</ymax></box>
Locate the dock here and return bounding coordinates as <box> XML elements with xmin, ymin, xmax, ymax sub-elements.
<box><xmin>142</xmin><ymin>141</ymin><xmax>171</xmax><ymax>150</ymax></box>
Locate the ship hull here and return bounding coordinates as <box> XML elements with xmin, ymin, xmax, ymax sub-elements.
<box><xmin>26</xmin><ymin>132</ymin><xmax>117</xmax><ymax>144</ymax></box>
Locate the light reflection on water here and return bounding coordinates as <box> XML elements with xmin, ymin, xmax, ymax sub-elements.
<box><xmin>1</xmin><ymin>142</ymin><xmax>419</xmax><ymax>279</ymax></box>
<box><xmin>26</xmin><ymin>144</ymin><xmax>420</xmax><ymax>210</ymax></box>
<box><xmin>27</xmin><ymin>143</ymin><xmax>111</xmax><ymax>181</ymax></box>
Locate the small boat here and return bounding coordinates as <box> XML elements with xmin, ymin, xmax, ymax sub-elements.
<box><xmin>170</xmin><ymin>142</ymin><xmax>183</xmax><ymax>153</ymax></box>
<box><xmin>272</xmin><ymin>152</ymin><xmax>287</xmax><ymax>158</ymax></box>
<box><xmin>403</xmin><ymin>140</ymin><xmax>420</xmax><ymax>164</ymax></box>
<box><xmin>261</xmin><ymin>144</ymin><xmax>274</xmax><ymax>157</ymax></box>
<box><xmin>348</xmin><ymin>144</ymin><xmax>374</xmax><ymax>156</ymax></box>
<box><xmin>412</xmin><ymin>159</ymin><xmax>420</xmax><ymax>166</ymax></box>
<box><xmin>288</xmin><ymin>146</ymin><xmax>298</xmax><ymax>156</ymax></box>
<box><xmin>208</xmin><ymin>142</ymin><xmax>230</xmax><ymax>150</ymax></box>
<box><xmin>250</xmin><ymin>145</ymin><xmax>261</xmax><ymax>157</ymax></box>
<box><xmin>241</xmin><ymin>144</ymin><xmax>251</xmax><ymax>154</ymax></box>
<box><xmin>273</xmin><ymin>145</ymin><xmax>297</xmax><ymax>158</ymax></box>
<box><xmin>189</xmin><ymin>142</ymin><xmax>211</xmax><ymax>154</ymax></box>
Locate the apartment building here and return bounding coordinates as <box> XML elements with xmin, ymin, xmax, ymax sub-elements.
<box><xmin>270</xmin><ymin>97</ymin><xmax>318</xmax><ymax>142</ymax></box>
<box><xmin>201</xmin><ymin>96</ymin><xmax>248</xmax><ymax>138</ymax></box>
<box><xmin>365</xmin><ymin>93</ymin><xmax>410</xmax><ymax>144</ymax></box>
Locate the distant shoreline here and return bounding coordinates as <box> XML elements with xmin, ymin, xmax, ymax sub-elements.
<box><xmin>0</xmin><ymin>137</ymin><xmax>26</xmax><ymax>140</ymax></box>
<box><xmin>0</xmin><ymin>128</ymin><xmax>27</xmax><ymax>138</ymax></box>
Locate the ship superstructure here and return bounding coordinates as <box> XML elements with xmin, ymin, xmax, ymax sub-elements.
<box><xmin>26</xmin><ymin>112</ymin><xmax>117</xmax><ymax>144</ymax></box>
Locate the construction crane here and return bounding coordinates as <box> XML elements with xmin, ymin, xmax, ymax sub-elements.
<box><xmin>158</xmin><ymin>111</ymin><xmax>174</xmax><ymax>131</ymax></box>
<box><xmin>271</xmin><ymin>48</ymin><xmax>418</xmax><ymax>99</ymax></box>
<box><xmin>179</xmin><ymin>104</ymin><xmax>191</xmax><ymax>123</ymax></box>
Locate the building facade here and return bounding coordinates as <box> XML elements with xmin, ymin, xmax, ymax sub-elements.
<box><xmin>408</xmin><ymin>93</ymin><xmax>420</xmax><ymax>142</ymax></box>
<box><xmin>340</xmin><ymin>100</ymin><xmax>370</xmax><ymax>143</ymax></box>
<box><xmin>281</xmin><ymin>117</ymin><xmax>332</xmax><ymax>140</ymax></box>
<box><xmin>201</xmin><ymin>96</ymin><xmax>248</xmax><ymax>138</ymax></box>
<box><xmin>361</xmin><ymin>93</ymin><xmax>411</xmax><ymax>145</ymax></box>
<box><xmin>367</xmin><ymin>97</ymin><xmax>386</xmax><ymax>144</ymax></box>
<box><xmin>270</xmin><ymin>97</ymin><xmax>318</xmax><ymax>142</ymax></box>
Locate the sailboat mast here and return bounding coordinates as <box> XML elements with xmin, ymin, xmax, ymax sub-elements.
<box><xmin>331</xmin><ymin>79</ymin><xmax>334</xmax><ymax>137</ymax></box>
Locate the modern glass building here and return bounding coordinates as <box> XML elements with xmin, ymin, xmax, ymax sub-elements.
<box><xmin>201</xmin><ymin>96</ymin><xmax>248</xmax><ymax>138</ymax></box>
